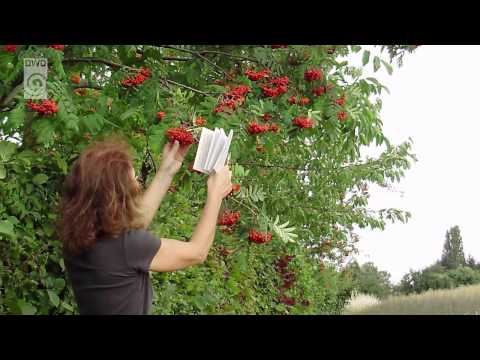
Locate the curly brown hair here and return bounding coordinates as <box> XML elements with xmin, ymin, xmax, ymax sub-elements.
<box><xmin>57</xmin><ymin>134</ymin><xmax>146</xmax><ymax>255</ymax></box>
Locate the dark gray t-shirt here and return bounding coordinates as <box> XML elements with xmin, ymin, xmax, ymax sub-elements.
<box><xmin>64</xmin><ymin>229</ymin><xmax>161</xmax><ymax>315</ymax></box>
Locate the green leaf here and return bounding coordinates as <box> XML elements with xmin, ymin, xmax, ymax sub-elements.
<box><xmin>373</xmin><ymin>56</ymin><xmax>381</xmax><ymax>72</ymax></box>
<box><xmin>47</xmin><ymin>290</ymin><xmax>60</xmax><ymax>307</ymax></box>
<box><xmin>351</xmin><ymin>45</ymin><xmax>362</xmax><ymax>53</ymax></box>
<box><xmin>381</xmin><ymin>60</ymin><xmax>393</xmax><ymax>75</ymax></box>
<box><xmin>120</xmin><ymin>107</ymin><xmax>140</xmax><ymax>121</ymax></box>
<box><xmin>33</xmin><ymin>173</ymin><xmax>49</xmax><ymax>185</ymax></box>
<box><xmin>17</xmin><ymin>300</ymin><xmax>37</xmax><ymax>315</ymax></box>
<box><xmin>362</xmin><ymin>50</ymin><xmax>370</xmax><ymax>66</ymax></box>
<box><xmin>33</xmin><ymin>120</ymin><xmax>55</xmax><ymax>144</ymax></box>
<box><xmin>56</xmin><ymin>157</ymin><xmax>68</xmax><ymax>174</ymax></box>
<box><xmin>0</xmin><ymin>164</ymin><xmax>5</xmax><ymax>179</ymax></box>
<box><xmin>0</xmin><ymin>220</ymin><xmax>15</xmax><ymax>237</ymax></box>
<box><xmin>64</xmin><ymin>114</ymin><xmax>80</xmax><ymax>132</ymax></box>
<box><xmin>61</xmin><ymin>302</ymin><xmax>74</xmax><ymax>312</ymax></box>
<box><xmin>54</xmin><ymin>278</ymin><xmax>66</xmax><ymax>290</ymax></box>
<box><xmin>0</xmin><ymin>140</ymin><xmax>17</xmax><ymax>161</ymax></box>
<box><xmin>82</xmin><ymin>113</ymin><xmax>105</xmax><ymax>134</ymax></box>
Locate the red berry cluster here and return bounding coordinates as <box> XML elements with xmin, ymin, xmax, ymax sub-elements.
<box><xmin>292</xmin><ymin>116</ymin><xmax>314</xmax><ymax>129</ymax></box>
<box><xmin>278</xmin><ymin>295</ymin><xmax>296</xmax><ymax>306</ymax></box>
<box><xmin>247</xmin><ymin>121</ymin><xmax>270</xmax><ymax>134</ymax></box>
<box><xmin>48</xmin><ymin>45</ymin><xmax>65</xmax><ymax>51</ymax></box>
<box><xmin>275</xmin><ymin>255</ymin><xmax>297</xmax><ymax>306</ymax></box>
<box><xmin>156</xmin><ymin>111</ymin><xmax>166</xmax><ymax>121</ymax></box>
<box><xmin>194</xmin><ymin>117</ymin><xmax>206</xmax><ymax>126</ymax></box>
<box><xmin>335</xmin><ymin>95</ymin><xmax>346</xmax><ymax>106</ymax></box>
<box><xmin>70</xmin><ymin>74</ymin><xmax>81</xmax><ymax>84</ymax></box>
<box><xmin>262</xmin><ymin>113</ymin><xmax>273</xmax><ymax>121</ymax></box>
<box><xmin>288</xmin><ymin>96</ymin><xmax>310</xmax><ymax>106</ymax></box>
<box><xmin>247</xmin><ymin>121</ymin><xmax>280</xmax><ymax>135</ymax></box>
<box><xmin>312</xmin><ymin>86</ymin><xmax>326</xmax><ymax>97</ymax></box>
<box><xmin>165</xmin><ymin>127</ymin><xmax>194</xmax><ymax>146</ymax></box>
<box><xmin>259</xmin><ymin>76</ymin><xmax>289</xmax><ymax>98</ymax></box>
<box><xmin>218</xmin><ymin>246</ymin><xmax>234</xmax><ymax>257</ymax></box>
<box><xmin>3</xmin><ymin>45</ymin><xmax>17</xmax><ymax>53</ymax></box>
<box><xmin>337</xmin><ymin>111</ymin><xmax>347</xmax><ymax>122</ymax></box>
<box><xmin>244</xmin><ymin>68</ymin><xmax>270</xmax><ymax>81</ymax></box>
<box><xmin>121</xmin><ymin>67</ymin><xmax>152</xmax><ymax>88</ymax></box>
<box><xmin>248</xmin><ymin>229</ymin><xmax>272</xmax><ymax>244</ymax></box>
<box><xmin>218</xmin><ymin>210</ymin><xmax>241</xmax><ymax>226</ymax></box>
<box><xmin>304</xmin><ymin>68</ymin><xmax>323</xmax><ymax>82</ymax></box>
<box><xmin>230</xmin><ymin>183</ymin><xmax>241</xmax><ymax>193</ymax></box>
<box><xmin>271</xmin><ymin>45</ymin><xmax>288</xmax><ymax>49</ymax></box>
<box><xmin>269</xmin><ymin>123</ymin><xmax>280</xmax><ymax>132</ymax></box>
<box><xmin>26</xmin><ymin>99</ymin><xmax>58</xmax><ymax>116</ymax></box>
<box><xmin>214</xmin><ymin>85</ymin><xmax>251</xmax><ymax>113</ymax></box>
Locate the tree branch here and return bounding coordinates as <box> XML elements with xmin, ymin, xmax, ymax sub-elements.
<box><xmin>0</xmin><ymin>83</ymin><xmax>23</xmax><ymax>108</ymax></box>
<box><xmin>62</xmin><ymin>57</ymin><xmax>138</xmax><ymax>71</ymax></box>
<box><xmin>160</xmin><ymin>45</ymin><xmax>229</xmax><ymax>77</ymax></box>
<box><xmin>164</xmin><ymin>79</ymin><xmax>213</xmax><ymax>97</ymax></box>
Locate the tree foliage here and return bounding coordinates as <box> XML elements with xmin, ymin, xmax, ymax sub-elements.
<box><xmin>0</xmin><ymin>44</ymin><xmax>417</xmax><ymax>314</ymax></box>
<box><xmin>440</xmin><ymin>225</ymin><xmax>465</xmax><ymax>270</ymax></box>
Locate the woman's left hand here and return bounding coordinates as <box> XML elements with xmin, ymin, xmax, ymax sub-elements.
<box><xmin>159</xmin><ymin>140</ymin><xmax>191</xmax><ymax>177</ymax></box>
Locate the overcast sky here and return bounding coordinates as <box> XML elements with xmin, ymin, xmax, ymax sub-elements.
<box><xmin>345</xmin><ymin>45</ymin><xmax>480</xmax><ymax>284</ymax></box>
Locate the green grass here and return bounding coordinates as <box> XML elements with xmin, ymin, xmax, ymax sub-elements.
<box><xmin>344</xmin><ymin>284</ymin><xmax>480</xmax><ymax>315</ymax></box>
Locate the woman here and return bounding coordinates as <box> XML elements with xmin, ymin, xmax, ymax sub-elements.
<box><xmin>57</xmin><ymin>134</ymin><xmax>232</xmax><ymax>315</ymax></box>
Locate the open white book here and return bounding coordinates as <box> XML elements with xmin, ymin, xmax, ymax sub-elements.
<box><xmin>193</xmin><ymin>127</ymin><xmax>233</xmax><ymax>174</ymax></box>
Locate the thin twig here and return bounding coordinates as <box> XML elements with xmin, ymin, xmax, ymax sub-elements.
<box><xmin>63</xmin><ymin>57</ymin><xmax>138</xmax><ymax>71</ymax></box>
<box><xmin>229</xmin><ymin>196</ymin><xmax>258</xmax><ymax>216</ymax></box>
<box><xmin>161</xmin><ymin>45</ymin><xmax>228</xmax><ymax>77</ymax></box>
<box><xmin>164</xmin><ymin>79</ymin><xmax>213</xmax><ymax>97</ymax></box>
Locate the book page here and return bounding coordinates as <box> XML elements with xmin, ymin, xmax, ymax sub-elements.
<box><xmin>205</xmin><ymin>129</ymin><xmax>227</xmax><ymax>172</ymax></box>
<box><xmin>213</xmin><ymin>129</ymin><xmax>233</xmax><ymax>172</ymax></box>
<box><xmin>203</xmin><ymin>128</ymin><xmax>220</xmax><ymax>173</ymax></box>
<box><xmin>193</xmin><ymin>127</ymin><xmax>214</xmax><ymax>173</ymax></box>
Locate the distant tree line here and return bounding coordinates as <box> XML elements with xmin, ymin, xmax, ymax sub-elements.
<box><xmin>396</xmin><ymin>226</ymin><xmax>480</xmax><ymax>294</ymax></box>
<box><xmin>345</xmin><ymin>225</ymin><xmax>480</xmax><ymax>298</ymax></box>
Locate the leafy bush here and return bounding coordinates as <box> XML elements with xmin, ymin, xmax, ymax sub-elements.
<box><xmin>0</xmin><ymin>45</ymin><xmax>417</xmax><ymax>314</ymax></box>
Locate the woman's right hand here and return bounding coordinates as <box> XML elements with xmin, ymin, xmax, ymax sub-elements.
<box><xmin>207</xmin><ymin>165</ymin><xmax>232</xmax><ymax>201</ymax></box>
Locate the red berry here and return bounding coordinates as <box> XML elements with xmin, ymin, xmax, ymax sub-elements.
<box><xmin>260</xmin><ymin>85</ymin><xmax>279</xmax><ymax>98</ymax></box>
<box><xmin>298</xmin><ymin>97</ymin><xmax>310</xmax><ymax>106</ymax></box>
<box><xmin>268</xmin><ymin>123</ymin><xmax>280</xmax><ymax>132</ymax></box>
<box><xmin>121</xmin><ymin>67</ymin><xmax>152</xmax><ymax>88</ymax></box>
<box><xmin>304</xmin><ymin>69</ymin><xmax>323</xmax><ymax>82</ymax></box>
<box><xmin>48</xmin><ymin>45</ymin><xmax>65</xmax><ymax>51</ymax></box>
<box><xmin>156</xmin><ymin>111</ymin><xmax>166</xmax><ymax>121</ymax></box>
<box><xmin>288</xmin><ymin>96</ymin><xmax>297</xmax><ymax>104</ymax></box>
<box><xmin>232</xmin><ymin>183</ymin><xmax>241</xmax><ymax>192</ymax></box>
<box><xmin>278</xmin><ymin>295</ymin><xmax>296</xmax><ymax>306</ymax></box>
<box><xmin>165</xmin><ymin>127</ymin><xmax>194</xmax><ymax>146</ymax></box>
<box><xmin>312</xmin><ymin>86</ymin><xmax>326</xmax><ymax>97</ymax></box>
<box><xmin>26</xmin><ymin>99</ymin><xmax>58</xmax><ymax>116</ymax></box>
<box><xmin>70</xmin><ymin>74</ymin><xmax>81</xmax><ymax>84</ymax></box>
<box><xmin>337</xmin><ymin>111</ymin><xmax>347</xmax><ymax>122</ymax></box>
<box><xmin>248</xmin><ymin>229</ymin><xmax>272</xmax><ymax>244</ymax></box>
<box><xmin>335</xmin><ymin>96</ymin><xmax>346</xmax><ymax>106</ymax></box>
<box><xmin>4</xmin><ymin>45</ymin><xmax>17</xmax><ymax>53</ymax></box>
<box><xmin>292</xmin><ymin>117</ymin><xmax>314</xmax><ymax>129</ymax></box>
<box><xmin>247</xmin><ymin>121</ymin><xmax>269</xmax><ymax>135</ymax></box>
<box><xmin>244</xmin><ymin>68</ymin><xmax>270</xmax><ymax>81</ymax></box>
<box><xmin>194</xmin><ymin>117</ymin><xmax>206</xmax><ymax>126</ymax></box>
<box><xmin>218</xmin><ymin>210</ymin><xmax>241</xmax><ymax>226</ymax></box>
<box><xmin>269</xmin><ymin>76</ymin><xmax>289</xmax><ymax>87</ymax></box>
<box><xmin>262</xmin><ymin>113</ymin><xmax>273</xmax><ymax>121</ymax></box>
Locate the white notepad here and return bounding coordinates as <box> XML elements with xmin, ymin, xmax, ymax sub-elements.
<box><xmin>193</xmin><ymin>127</ymin><xmax>233</xmax><ymax>174</ymax></box>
